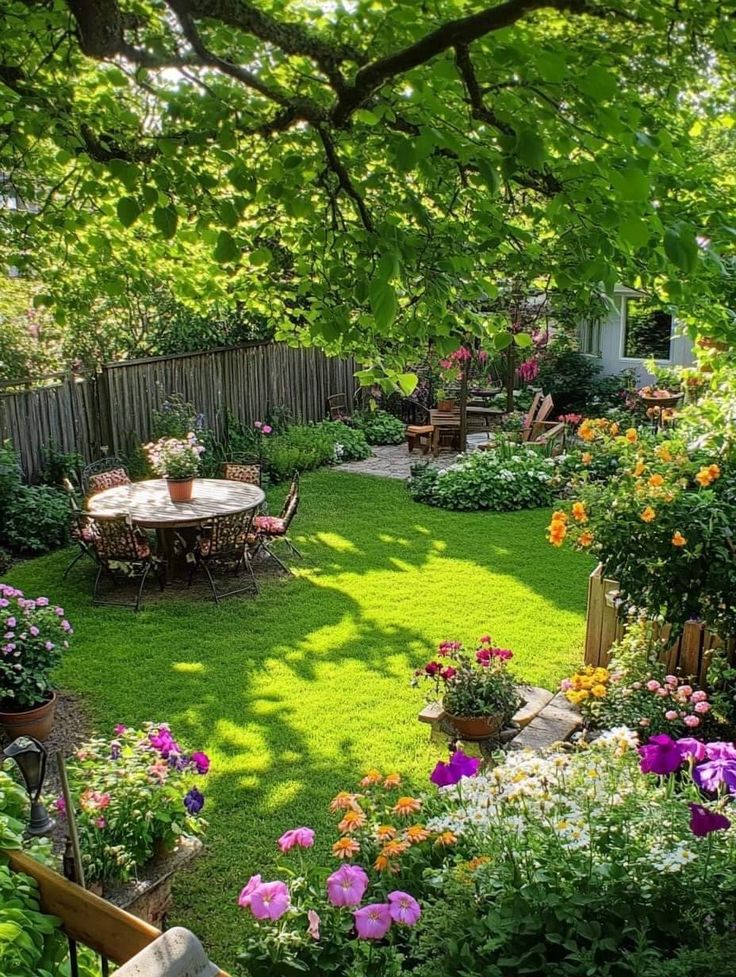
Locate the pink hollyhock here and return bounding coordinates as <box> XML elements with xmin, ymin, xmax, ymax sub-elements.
<box><xmin>249</xmin><ymin>881</ymin><xmax>290</xmax><ymax>921</ymax></box>
<box><xmin>238</xmin><ymin>874</ymin><xmax>262</xmax><ymax>908</ymax></box>
<box><xmin>307</xmin><ymin>909</ymin><xmax>321</xmax><ymax>940</ymax></box>
<box><xmin>326</xmin><ymin>864</ymin><xmax>369</xmax><ymax>907</ymax></box>
<box><xmin>354</xmin><ymin>903</ymin><xmax>392</xmax><ymax>940</ymax></box>
<box><xmin>278</xmin><ymin>827</ymin><xmax>315</xmax><ymax>852</ymax></box>
<box><xmin>387</xmin><ymin>891</ymin><xmax>421</xmax><ymax>926</ymax></box>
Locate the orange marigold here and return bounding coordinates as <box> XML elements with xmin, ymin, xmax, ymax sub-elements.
<box><xmin>393</xmin><ymin>796</ymin><xmax>422</xmax><ymax>816</ymax></box>
<box><xmin>360</xmin><ymin>769</ymin><xmax>382</xmax><ymax>787</ymax></box>
<box><xmin>338</xmin><ymin>809</ymin><xmax>367</xmax><ymax>833</ymax></box>
<box><xmin>640</xmin><ymin>506</ymin><xmax>656</xmax><ymax>523</ymax></box>
<box><xmin>329</xmin><ymin>791</ymin><xmax>362</xmax><ymax>812</ymax></box>
<box><xmin>709</xmin><ymin>464</ymin><xmax>721</xmax><ymax>479</ymax></box>
<box><xmin>648</xmin><ymin>473</ymin><xmax>664</xmax><ymax>487</ymax></box>
<box><xmin>376</xmin><ymin>825</ymin><xmax>397</xmax><ymax>842</ymax></box>
<box><xmin>672</xmin><ymin>531</ymin><xmax>687</xmax><ymax>547</ymax></box>
<box><xmin>332</xmin><ymin>837</ymin><xmax>360</xmax><ymax>859</ymax></box>
<box><xmin>582</xmin><ymin>452</ymin><xmax>592</xmax><ymax>465</ymax></box>
<box><xmin>609</xmin><ymin>422</ymin><xmax>620</xmax><ymax>437</ymax></box>
<box><xmin>404</xmin><ymin>825</ymin><xmax>431</xmax><ymax>844</ymax></box>
<box><xmin>578</xmin><ymin>531</ymin><xmax>594</xmax><ymax>547</ymax></box>
<box><xmin>381</xmin><ymin>839</ymin><xmax>410</xmax><ymax>858</ymax></box>
<box><xmin>625</xmin><ymin>428</ymin><xmax>638</xmax><ymax>443</ymax></box>
<box><xmin>374</xmin><ymin>853</ymin><xmax>400</xmax><ymax>874</ymax></box>
<box><xmin>571</xmin><ymin>502</ymin><xmax>588</xmax><ymax>523</ymax></box>
<box><xmin>435</xmin><ymin>830</ymin><xmax>458</xmax><ymax>847</ymax></box>
<box><xmin>383</xmin><ymin>773</ymin><xmax>402</xmax><ymax>788</ymax></box>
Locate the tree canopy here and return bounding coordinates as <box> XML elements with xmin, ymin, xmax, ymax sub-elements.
<box><xmin>1</xmin><ymin>0</ymin><xmax>736</xmax><ymax>383</ymax></box>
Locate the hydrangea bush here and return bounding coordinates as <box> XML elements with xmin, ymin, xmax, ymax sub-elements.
<box><xmin>59</xmin><ymin>723</ymin><xmax>209</xmax><ymax>884</ymax></box>
<box><xmin>0</xmin><ymin>584</ymin><xmax>72</xmax><ymax>709</ymax></box>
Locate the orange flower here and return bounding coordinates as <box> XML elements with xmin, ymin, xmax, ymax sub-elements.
<box><xmin>695</xmin><ymin>466</ymin><xmax>719</xmax><ymax>487</ymax></box>
<box><xmin>329</xmin><ymin>791</ymin><xmax>362</xmax><ymax>812</ymax></box>
<box><xmin>376</xmin><ymin>824</ymin><xmax>397</xmax><ymax>842</ymax></box>
<box><xmin>465</xmin><ymin>856</ymin><xmax>490</xmax><ymax>871</ymax></box>
<box><xmin>383</xmin><ymin>772</ymin><xmax>402</xmax><ymax>788</ymax></box>
<box><xmin>381</xmin><ymin>839</ymin><xmax>410</xmax><ymax>858</ymax></box>
<box><xmin>640</xmin><ymin>506</ymin><xmax>656</xmax><ymax>523</ymax></box>
<box><xmin>393</xmin><ymin>796</ymin><xmax>422</xmax><ymax>816</ymax></box>
<box><xmin>360</xmin><ymin>769</ymin><xmax>382</xmax><ymax>787</ymax></box>
<box><xmin>435</xmin><ymin>830</ymin><xmax>458</xmax><ymax>847</ymax></box>
<box><xmin>571</xmin><ymin>502</ymin><xmax>588</xmax><ymax>523</ymax></box>
<box><xmin>404</xmin><ymin>825</ymin><xmax>430</xmax><ymax>844</ymax></box>
<box><xmin>338</xmin><ymin>809</ymin><xmax>367</xmax><ymax>833</ymax></box>
<box><xmin>332</xmin><ymin>837</ymin><xmax>360</xmax><ymax>859</ymax></box>
<box><xmin>655</xmin><ymin>444</ymin><xmax>673</xmax><ymax>462</ymax></box>
<box><xmin>578</xmin><ymin>531</ymin><xmax>594</xmax><ymax>547</ymax></box>
<box><xmin>648</xmin><ymin>473</ymin><xmax>664</xmax><ymax>487</ymax></box>
<box><xmin>609</xmin><ymin>422</ymin><xmax>620</xmax><ymax>437</ymax></box>
<box><xmin>625</xmin><ymin>428</ymin><xmax>638</xmax><ymax>443</ymax></box>
<box><xmin>579</xmin><ymin>422</ymin><xmax>595</xmax><ymax>442</ymax></box>
<box><xmin>547</xmin><ymin>515</ymin><xmax>568</xmax><ymax>547</ymax></box>
<box><xmin>582</xmin><ymin>452</ymin><xmax>592</xmax><ymax>465</ymax></box>
<box><xmin>709</xmin><ymin>464</ymin><xmax>721</xmax><ymax>479</ymax></box>
<box><xmin>374</xmin><ymin>853</ymin><xmax>400</xmax><ymax>874</ymax></box>
<box><xmin>634</xmin><ymin>460</ymin><xmax>646</xmax><ymax>477</ymax></box>
<box><xmin>552</xmin><ymin>510</ymin><xmax>568</xmax><ymax>524</ymax></box>
<box><xmin>672</xmin><ymin>531</ymin><xmax>687</xmax><ymax>547</ymax></box>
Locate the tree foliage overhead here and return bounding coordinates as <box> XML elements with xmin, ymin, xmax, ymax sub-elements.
<box><xmin>1</xmin><ymin>0</ymin><xmax>736</xmax><ymax>383</ymax></box>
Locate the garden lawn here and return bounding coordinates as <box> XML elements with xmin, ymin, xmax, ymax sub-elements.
<box><xmin>5</xmin><ymin>470</ymin><xmax>592</xmax><ymax>969</ymax></box>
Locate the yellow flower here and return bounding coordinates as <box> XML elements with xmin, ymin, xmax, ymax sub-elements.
<box><xmin>609</xmin><ymin>422</ymin><xmax>620</xmax><ymax>436</ymax></box>
<box><xmin>582</xmin><ymin>452</ymin><xmax>592</xmax><ymax>465</ymax></box>
<box><xmin>593</xmin><ymin>667</ymin><xmax>610</xmax><ymax>683</ymax></box>
<box><xmin>648</xmin><ymin>473</ymin><xmax>664</xmax><ymax>487</ymax></box>
<box><xmin>578</xmin><ymin>531</ymin><xmax>594</xmax><ymax>547</ymax></box>
<box><xmin>634</xmin><ymin>460</ymin><xmax>646</xmax><ymax>477</ymax></box>
<box><xmin>579</xmin><ymin>425</ymin><xmax>596</xmax><ymax>442</ymax></box>
<box><xmin>393</xmin><ymin>796</ymin><xmax>422</xmax><ymax>816</ymax></box>
<box><xmin>709</xmin><ymin>464</ymin><xmax>721</xmax><ymax>480</ymax></box>
<box><xmin>571</xmin><ymin>502</ymin><xmax>588</xmax><ymax>523</ymax></box>
<box><xmin>640</xmin><ymin>506</ymin><xmax>656</xmax><ymax>523</ymax></box>
<box><xmin>672</xmin><ymin>531</ymin><xmax>687</xmax><ymax>547</ymax></box>
<box><xmin>332</xmin><ymin>837</ymin><xmax>361</xmax><ymax>859</ymax></box>
<box><xmin>591</xmin><ymin>684</ymin><xmax>607</xmax><ymax>698</ymax></box>
<box><xmin>625</xmin><ymin>428</ymin><xmax>638</xmax><ymax>443</ymax></box>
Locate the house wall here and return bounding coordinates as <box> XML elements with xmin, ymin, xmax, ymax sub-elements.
<box><xmin>581</xmin><ymin>293</ymin><xmax>695</xmax><ymax>382</ymax></box>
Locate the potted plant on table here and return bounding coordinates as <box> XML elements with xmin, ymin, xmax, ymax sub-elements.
<box><xmin>414</xmin><ymin>636</ymin><xmax>522</xmax><ymax>740</ymax></box>
<box><xmin>0</xmin><ymin>584</ymin><xmax>72</xmax><ymax>740</ymax></box>
<box><xmin>144</xmin><ymin>433</ymin><xmax>205</xmax><ymax>502</ymax></box>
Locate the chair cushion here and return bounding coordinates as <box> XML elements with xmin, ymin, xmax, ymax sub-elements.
<box><xmin>71</xmin><ymin>524</ymin><xmax>96</xmax><ymax>544</ymax></box>
<box><xmin>406</xmin><ymin>425</ymin><xmax>434</xmax><ymax>434</ymax></box>
<box><xmin>221</xmin><ymin>463</ymin><xmax>261</xmax><ymax>485</ymax></box>
<box><xmin>254</xmin><ymin>515</ymin><xmax>286</xmax><ymax>536</ymax></box>
<box><xmin>88</xmin><ymin>468</ymin><xmax>130</xmax><ymax>494</ymax></box>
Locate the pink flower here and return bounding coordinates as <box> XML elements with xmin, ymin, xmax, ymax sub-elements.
<box><xmin>665</xmin><ymin>674</ymin><xmax>678</xmax><ymax>685</ymax></box>
<box><xmin>326</xmin><ymin>864</ymin><xmax>369</xmax><ymax>907</ymax></box>
<box><xmin>665</xmin><ymin>710</ymin><xmax>678</xmax><ymax>721</ymax></box>
<box><xmin>646</xmin><ymin>680</ymin><xmax>660</xmax><ymax>692</ymax></box>
<box><xmin>307</xmin><ymin>909</ymin><xmax>320</xmax><ymax>940</ymax></box>
<box><xmin>683</xmin><ymin>715</ymin><xmax>701</xmax><ymax>728</ymax></box>
<box><xmin>694</xmin><ymin>701</ymin><xmax>711</xmax><ymax>714</ymax></box>
<box><xmin>440</xmin><ymin>667</ymin><xmax>456</xmax><ymax>681</ymax></box>
<box><xmin>261</xmin><ymin>425</ymin><xmax>272</xmax><ymax>435</ymax></box>
<box><xmin>676</xmin><ymin>737</ymin><xmax>707</xmax><ymax>762</ymax></box>
<box><xmin>278</xmin><ymin>827</ymin><xmax>315</xmax><ymax>852</ymax></box>
<box><xmin>29</xmin><ymin>626</ymin><xmax>39</xmax><ymax>637</ymax></box>
<box><xmin>190</xmin><ymin>751</ymin><xmax>210</xmax><ymax>775</ymax></box>
<box><xmin>691</xmin><ymin>690</ymin><xmax>707</xmax><ymax>703</ymax></box>
<box><xmin>679</xmin><ymin>685</ymin><xmax>693</xmax><ymax>697</ymax></box>
<box><xmin>54</xmin><ymin>796</ymin><xmax>66</xmax><ymax>814</ymax></box>
<box><xmin>560</xmin><ymin>679</ymin><xmax>573</xmax><ymax>692</ymax></box>
<box><xmin>656</xmin><ymin>688</ymin><xmax>669</xmax><ymax>697</ymax></box>
<box><xmin>36</xmin><ymin>597</ymin><xmax>49</xmax><ymax>606</ymax></box>
<box><xmin>387</xmin><ymin>891</ymin><xmax>421</xmax><ymax>926</ymax></box>
<box><xmin>114</xmin><ymin>724</ymin><xmax>127</xmax><ymax>734</ymax></box>
<box><xmin>238</xmin><ymin>874</ymin><xmax>262</xmax><ymax>908</ymax></box>
<box><xmin>249</xmin><ymin>881</ymin><xmax>290</xmax><ymax>921</ymax></box>
<box><xmin>254</xmin><ymin>420</ymin><xmax>262</xmax><ymax>429</ymax></box>
<box><xmin>354</xmin><ymin>903</ymin><xmax>392</xmax><ymax>940</ymax></box>
<box><xmin>95</xmin><ymin>817</ymin><xmax>106</xmax><ymax>829</ymax></box>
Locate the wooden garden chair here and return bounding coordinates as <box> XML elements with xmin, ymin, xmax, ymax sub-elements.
<box><xmin>429</xmin><ymin>408</ymin><xmax>462</xmax><ymax>456</ymax></box>
<box><xmin>405</xmin><ymin>402</ymin><xmax>434</xmax><ymax>454</ymax></box>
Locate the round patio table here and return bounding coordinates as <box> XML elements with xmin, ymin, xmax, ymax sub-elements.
<box><xmin>86</xmin><ymin>478</ymin><xmax>265</xmax><ymax>581</ymax></box>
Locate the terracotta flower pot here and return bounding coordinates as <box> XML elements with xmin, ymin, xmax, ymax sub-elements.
<box><xmin>0</xmin><ymin>691</ymin><xmax>57</xmax><ymax>742</ymax></box>
<box><xmin>445</xmin><ymin>712</ymin><xmax>502</xmax><ymax>740</ymax></box>
<box><xmin>166</xmin><ymin>477</ymin><xmax>194</xmax><ymax>503</ymax></box>
<box><xmin>638</xmin><ymin>391</ymin><xmax>683</xmax><ymax>410</ymax></box>
<box><xmin>437</xmin><ymin>399</ymin><xmax>457</xmax><ymax>412</ymax></box>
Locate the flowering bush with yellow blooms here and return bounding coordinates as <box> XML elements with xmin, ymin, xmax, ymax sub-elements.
<box><xmin>548</xmin><ymin>418</ymin><xmax>736</xmax><ymax>634</ymax></box>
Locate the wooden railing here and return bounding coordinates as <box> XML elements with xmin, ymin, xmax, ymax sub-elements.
<box><xmin>6</xmin><ymin>849</ymin><xmax>229</xmax><ymax>975</ymax></box>
<box><xmin>584</xmin><ymin>563</ymin><xmax>734</xmax><ymax>684</ymax></box>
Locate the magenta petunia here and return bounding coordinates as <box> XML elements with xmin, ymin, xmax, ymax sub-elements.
<box><xmin>190</xmin><ymin>751</ymin><xmax>210</xmax><ymax>775</ymax></box>
<box><xmin>326</xmin><ymin>864</ymin><xmax>369</xmax><ymax>907</ymax></box>
<box><xmin>249</xmin><ymin>881</ymin><xmax>290</xmax><ymax>921</ymax></box>
<box><xmin>354</xmin><ymin>903</ymin><xmax>392</xmax><ymax>940</ymax></box>
<box><xmin>278</xmin><ymin>827</ymin><xmax>315</xmax><ymax>852</ymax></box>
<box><xmin>676</xmin><ymin>738</ymin><xmax>707</xmax><ymax>762</ymax></box>
<box><xmin>689</xmin><ymin>803</ymin><xmax>731</xmax><ymax>837</ymax></box>
<box><xmin>693</xmin><ymin>758</ymin><xmax>736</xmax><ymax>794</ymax></box>
<box><xmin>705</xmin><ymin>742</ymin><xmax>736</xmax><ymax>761</ymax></box>
<box><xmin>638</xmin><ymin>734</ymin><xmax>684</xmax><ymax>776</ymax></box>
<box><xmin>387</xmin><ymin>891</ymin><xmax>421</xmax><ymax>926</ymax></box>
<box><xmin>238</xmin><ymin>874</ymin><xmax>262</xmax><ymax>908</ymax></box>
<box><xmin>430</xmin><ymin>748</ymin><xmax>481</xmax><ymax>788</ymax></box>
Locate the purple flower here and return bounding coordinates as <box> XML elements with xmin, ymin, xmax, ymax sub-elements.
<box><xmin>326</xmin><ymin>864</ymin><xmax>369</xmax><ymax>907</ymax></box>
<box><xmin>149</xmin><ymin>727</ymin><xmax>181</xmax><ymax>758</ymax></box>
<box><xmin>430</xmin><ymin>749</ymin><xmax>481</xmax><ymax>788</ymax></box>
<box><xmin>5</xmin><ymin>617</ymin><xmax>16</xmax><ymax>629</ymax></box>
<box><xmin>693</xmin><ymin>759</ymin><xmax>736</xmax><ymax>793</ymax></box>
<box><xmin>54</xmin><ymin>796</ymin><xmax>66</xmax><ymax>814</ymax></box>
<box><xmin>29</xmin><ymin>626</ymin><xmax>39</xmax><ymax>637</ymax></box>
<box><xmin>45</xmin><ymin>641</ymin><xmax>54</xmax><ymax>651</ymax></box>
<box><xmin>114</xmin><ymin>724</ymin><xmax>127</xmax><ymax>734</ymax></box>
<box><xmin>110</xmin><ymin>742</ymin><xmax>121</xmax><ymax>760</ymax></box>
<box><xmin>250</xmin><ymin>881</ymin><xmax>290</xmax><ymax>921</ymax></box>
<box><xmin>190</xmin><ymin>751</ymin><xmax>210</xmax><ymax>775</ymax></box>
<box><xmin>184</xmin><ymin>788</ymin><xmax>205</xmax><ymax>814</ymax></box>
<box><xmin>36</xmin><ymin>597</ymin><xmax>49</xmax><ymax>606</ymax></box>
<box><xmin>638</xmin><ymin>734</ymin><xmax>684</xmax><ymax>776</ymax></box>
<box><xmin>278</xmin><ymin>827</ymin><xmax>315</xmax><ymax>852</ymax></box>
<box><xmin>705</xmin><ymin>742</ymin><xmax>736</xmax><ymax>761</ymax></box>
<box><xmin>676</xmin><ymin>738</ymin><xmax>707</xmax><ymax>762</ymax></box>
<box><xmin>354</xmin><ymin>903</ymin><xmax>392</xmax><ymax>940</ymax></box>
<box><xmin>387</xmin><ymin>891</ymin><xmax>421</xmax><ymax>926</ymax></box>
<box><xmin>238</xmin><ymin>874</ymin><xmax>262</xmax><ymax>908</ymax></box>
<box><xmin>689</xmin><ymin>803</ymin><xmax>731</xmax><ymax>837</ymax></box>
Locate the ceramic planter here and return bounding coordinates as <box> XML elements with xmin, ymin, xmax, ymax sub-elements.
<box><xmin>0</xmin><ymin>691</ymin><xmax>57</xmax><ymax>741</ymax></box>
<box><xmin>166</xmin><ymin>477</ymin><xmax>194</xmax><ymax>503</ymax></box>
<box><xmin>444</xmin><ymin>711</ymin><xmax>502</xmax><ymax>741</ymax></box>
<box><xmin>638</xmin><ymin>391</ymin><xmax>684</xmax><ymax>410</ymax></box>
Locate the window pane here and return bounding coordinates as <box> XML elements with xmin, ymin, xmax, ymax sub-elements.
<box><xmin>624</xmin><ymin>299</ymin><xmax>672</xmax><ymax>360</ymax></box>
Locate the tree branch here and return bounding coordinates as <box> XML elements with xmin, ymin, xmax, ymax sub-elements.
<box><xmin>316</xmin><ymin>126</ymin><xmax>374</xmax><ymax>232</ymax></box>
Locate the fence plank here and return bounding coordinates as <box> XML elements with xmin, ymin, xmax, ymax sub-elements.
<box><xmin>0</xmin><ymin>343</ymin><xmax>357</xmax><ymax>481</ymax></box>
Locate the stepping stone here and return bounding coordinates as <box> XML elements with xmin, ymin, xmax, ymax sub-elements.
<box><xmin>513</xmin><ymin>686</ymin><xmax>553</xmax><ymax>728</ymax></box>
<box><xmin>510</xmin><ymin>693</ymin><xmax>582</xmax><ymax>752</ymax></box>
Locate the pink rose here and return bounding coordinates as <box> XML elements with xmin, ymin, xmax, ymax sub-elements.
<box><xmin>683</xmin><ymin>715</ymin><xmax>700</xmax><ymax>728</ymax></box>
<box><xmin>691</xmin><ymin>690</ymin><xmax>707</xmax><ymax>703</ymax></box>
<box><xmin>680</xmin><ymin>685</ymin><xmax>693</xmax><ymax>697</ymax></box>
<box><xmin>694</xmin><ymin>701</ymin><xmax>710</xmax><ymax>714</ymax></box>
<box><xmin>665</xmin><ymin>710</ymin><xmax>678</xmax><ymax>721</ymax></box>
<box><xmin>646</xmin><ymin>680</ymin><xmax>660</xmax><ymax>692</ymax></box>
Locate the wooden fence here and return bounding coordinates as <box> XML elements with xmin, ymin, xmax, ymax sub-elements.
<box><xmin>0</xmin><ymin>342</ymin><xmax>357</xmax><ymax>480</ymax></box>
<box><xmin>584</xmin><ymin>563</ymin><xmax>734</xmax><ymax>685</ymax></box>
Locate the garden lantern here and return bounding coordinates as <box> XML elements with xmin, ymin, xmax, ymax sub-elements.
<box><xmin>2</xmin><ymin>735</ymin><xmax>55</xmax><ymax>836</ymax></box>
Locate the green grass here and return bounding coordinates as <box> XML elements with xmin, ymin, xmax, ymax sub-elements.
<box><xmin>5</xmin><ymin>471</ymin><xmax>592</xmax><ymax>968</ymax></box>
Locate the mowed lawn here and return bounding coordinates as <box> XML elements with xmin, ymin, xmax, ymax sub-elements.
<box><xmin>5</xmin><ymin>470</ymin><xmax>592</xmax><ymax>968</ymax></box>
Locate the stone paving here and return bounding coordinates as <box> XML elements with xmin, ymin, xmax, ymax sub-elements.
<box><xmin>338</xmin><ymin>443</ymin><xmax>462</xmax><ymax>479</ymax></box>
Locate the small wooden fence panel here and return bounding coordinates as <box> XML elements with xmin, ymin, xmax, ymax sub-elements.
<box><xmin>584</xmin><ymin>564</ymin><xmax>734</xmax><ymax>685</ymax></box>
<box><xmin>0</xmin><ymin>342</ymin><xmax>357</xmax><ymax>480</ymax></box>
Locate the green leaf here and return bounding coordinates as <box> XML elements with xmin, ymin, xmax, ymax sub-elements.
<box><xmin>213</xmin><ymin>230</ymin><xmax>239</xmax><ymax>263</ymax></box>
<box><xmin>116</xmin><ymin>196</ymin><xmax>142</xmax><ymax>228</ymax></box>
<box><xmin>477</xmin><ymin>160</ymin><xmax>499</xmax><ymax>194</ymax></box>
<box><xmin>107</xmin><ymin>159</ymin><xmax>138</xmax><ymax>191</ymax></box>
<box><xmin>397</xmin><ymin>372</ymin><xmax>417</xmax><ymax>395</ymax></box>
<box><xmin>614</xmin><ymin>167</ymin><xmax>650</xmax><ymax>202</ymax></box>
<box><xmin>536</xmin><ymin>51</ymin><xmax>567</xmax><ymax>83</ymax></box>
<box><xmin>579</xmin><ymin>65</ymin><xmax>617</xmax><ymax>102</ymax></box>
<box><xmin>620</xmin><ymin>217</ymin><xmax>651</xmax><ymax>249</ymax></box>
<box><xmin>355</xmin><ymin>109</ymin><xmax>379</xmax><ymax>126</ymax></box>
<box><xmin>250</xmin><ymin>247</ymin><xmax>272</xmax><ymax>267</ymax></box>
<box><xmin>32</xmin><ymin>293</ymin><xmax>53</xmax><ymax>308</ymax></box>
<box><xmin>153</xmin><ymin>205</ymin><xmax>178</xmax><ymax>239</ymax></box>
<box><xmin>494</xmin><ymin>332</ymin><xmax>513</xmax><ymax>351</ymax></box>
<box><xmin>369</xmin><ymin>278</ymin><xmax>398</xmax><ymax>330</ymax></box>
<box><xmin>664</xmin><ymin>224</ymin><xmax>698</xmax><ymax>273</ymax></box>
<box><xmin>516</xmin><ymin>129</ymin><xmax>545</xmax><ymax>170</ymax></box>
<box><xmin>377</xmin><ymin>251</ymin><xmax>399</xmax><ymax>282</ymax></box>
<box><xmin>514</xmin><ymin>333</ymin><xmax>533</xmax><ymax>348</ymax></box>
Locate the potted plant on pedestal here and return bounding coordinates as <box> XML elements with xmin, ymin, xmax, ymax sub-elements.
<box><xmin>0</xmin><ymin>584</ymin><xmax>72</xmax><ymax>740</ymax></box>
<box><xmin>144</xmin><ymin>434</ymin><xmax>205</xmax><ymax>502</ymax></box>
<box><xmin>413</xmin><ymin>636</ymin><xmax>522</xmax><ymax>740</ymax></box>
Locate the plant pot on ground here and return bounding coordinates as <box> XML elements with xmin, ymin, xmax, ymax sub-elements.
<box><xmin>0</xmin><ymin>583</ymin><xmax>72</xmax><ymax>742</ymax></box>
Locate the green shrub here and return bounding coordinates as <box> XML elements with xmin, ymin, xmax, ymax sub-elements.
<box><xmin>263</xmin><ymin>421</ymin><xmax>370</xmax><ymax>482</ymax></box>
<box><xmin>40</xmin><ymin>440</ymin><xmax>82</xmax><ymax>487</ymax></box>
<box><xmin>409</xmin><ymin>444</ymin><xmax>561</xmax><ymax>511</ymax></box>
<box><xmin>3</xmin><ymin>485</ymin><xmax>69</xmax><ymax>553</ymax></box>
<box><xmin>354</xmin><ymin>409</ymin><xmax>405</xmax><ymax>445</ymax></box>
<box><xmin>0</xmin><ymin>439</ymin><xmax>23</xmax><ymax>510</ymax></box>
<box><xmin>536</xmin><ymin>346</ymin><xmax>602</xmax><ymax>413</ymax></box>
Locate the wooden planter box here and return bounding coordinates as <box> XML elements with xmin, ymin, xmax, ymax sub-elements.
<box><xmin>584</xmin><ymin>564</ymin><xmax>735</xmax><ymax>684</ymax></box>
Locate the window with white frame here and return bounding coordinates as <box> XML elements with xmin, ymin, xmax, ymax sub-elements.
<box><xmin>622</xmin><ymin>297</ymin><xmax>673</xmax><ymax>361</ymax></box>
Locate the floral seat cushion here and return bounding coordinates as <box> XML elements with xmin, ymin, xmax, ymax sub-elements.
<box><xmin>87</xmin><ymin>468</ymin><xmax>131</xmax><ymax>494</ymax></box>
<box><xmin>198</xmin><ymin>534</ymin><xmax>246</xmax><ymax>557</ymax></box>
<box><xmin>71</xmin><ymin>523</ymin><xmax>96</xmax><ymax>544</ymax></box>
<box><xmin>221</xmin><ymin>463</ymin><xmax>261</xmax><ymax>485</ymax></box>
<box><xmin>253</xmin><ymin>515</ymin><xmax>286</xmax><ymax>536</ymax></box>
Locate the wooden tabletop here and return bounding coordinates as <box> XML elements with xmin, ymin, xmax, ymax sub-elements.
<box><xmin>86</xmin><ymin>478</ymin><xmax>265</xmax><ymax>528</ymax></box>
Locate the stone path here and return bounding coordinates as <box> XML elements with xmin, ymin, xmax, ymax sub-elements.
<box><xmin>338</xmin><ymin>443</ymin><xmax>460</xmax><ymax>479</ymax></box>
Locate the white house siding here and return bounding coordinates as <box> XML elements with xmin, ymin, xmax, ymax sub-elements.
<box><xmin>579</xmin><ymin>292</ymin><xmax>695</xmax><ymax>383</ymax></box>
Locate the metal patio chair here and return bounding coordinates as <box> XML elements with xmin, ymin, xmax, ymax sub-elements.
<box><xmin>82</xmin><ymin>456</ymin><xmax>131</xmax><ymax>497</ymax></box>
<box><xmin>90</xmin><ymin>514</ymin><xmax>164</xmax><ymax>612</ymax></box>
<box><xmin>251</xmin><ymin>471</ymin><xmax>301</xmax><ymax>573</ymax></box>
<box><xmin>188</xmin><ymin>509</ymin><xmax>258</xmax><ymax>603</ymax></box>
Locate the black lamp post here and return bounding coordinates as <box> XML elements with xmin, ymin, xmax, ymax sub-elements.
<box><xmin>2</xmin><ymin>735</ymin><xmax>55</xmax><ymax>836</ymax></box>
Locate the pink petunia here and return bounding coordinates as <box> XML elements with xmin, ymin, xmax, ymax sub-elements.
<box><xmin>326</xmin><ymin>864</ymin><xmax>369</xmax><ymax>907</ymax></box>
<box><xmin>354</xmin><ymin>903</ymin><xmax>392</xmax><ymax>940</ymax></box>
<box><xmin>278</xmin><ymin>827</ymin><xmax>315</xmax><ymax>852</ymax></box>
<box><xmin>307</xmin><ymin>909</ymin><xmax>321</xmax><ymax>940</ymax></box>
<box><xmin>249</xmin><ymin>881</ymin><xmax>290</xmax><ymax>921</ymax></box>
<box><xmin>238</xmin><ymin>874</ymin><xmax>262</xmax><ymax>908</ymax></box>
<box><xmin>387</xmin><ymin>891</ymin><xmax>421</xmax><ymax>926</ymax></box>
